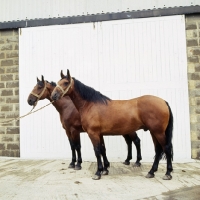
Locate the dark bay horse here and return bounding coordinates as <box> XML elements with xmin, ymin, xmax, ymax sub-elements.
<box><xmin>51</xmin><ymin>70</ymin><xmax>174</xmax><ymax>180</ymax></box>
<box><xmin>27</xmin><ymin>76</ymin><xmax>142</xmax><ymax>173</ymax></box>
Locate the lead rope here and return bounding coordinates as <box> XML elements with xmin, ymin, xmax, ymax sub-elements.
<box><xmin>0</xmin><ymin>101</ymin><xmax>54</xmax><ymax>124</ymax></box>
<box><xmin>0</xmin><ymin>81</ymin><xmax>53</xmax><ymax>124</ymax></box>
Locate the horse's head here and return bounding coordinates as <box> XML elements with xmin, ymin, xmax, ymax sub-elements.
<box><xmin>27</xmin><ymin>75</ymin><xmax>49</xmax><ymax>106</ymax></box>
<box><xmin>51</xmin><ymin>69</ymin><xmax>73</xmax><ymax>101</ymax></box>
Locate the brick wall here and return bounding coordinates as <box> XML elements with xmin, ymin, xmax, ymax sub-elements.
<box><xmin>186</xmin><ymin>14</ymin><xmax>200</xmax><ymax>159</ymax></box>
<box><xmin>0</xmin><ymin>29</ymin><xmax>19</xmax><ymax>157</ymax></box>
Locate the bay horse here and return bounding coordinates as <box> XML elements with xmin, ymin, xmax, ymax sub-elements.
<box><xmin>51</xmin><ymin>70</ymin><xmax>174</xmax><ymax>180</ymax></box>
<box><xmin>27</xmin><ymin>76</ymin><xmax>142</xmax><ymax>173</ymax></box>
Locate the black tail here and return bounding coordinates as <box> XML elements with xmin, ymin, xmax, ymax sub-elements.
<box><xmin>165</xmin><ymin>101</ymin><xmax>174</xmax><ymax>161</ymax></box>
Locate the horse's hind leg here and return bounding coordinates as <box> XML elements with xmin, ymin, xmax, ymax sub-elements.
<box><xmin>68</xmin><ymin>139</ymin><xmax>76</xmax><ymax>168</ymax></box>
<box><xmin>163</xmin><ymin>143</ymin><xmax>173</xmax><ymax>180</ymax></box>
<box><xmin>146</xmin><ymin>134</ymin><xmax>163</xmax><ymax>178</ymax></box>
<box><xmin>100</xmin><ymin>135</ymin><xmax>110</xmax><ymax>175</ymax></box>
<box><xmin>163</xmin><ymin>101</ymin><xmax>173</xmax><ymax>180</ymax></box>
<box><xmin>151</xmin><ymin>134</ymin><xmax>173</xmax><ymax>180</ymax></box>
<box><xmin>122</xmin><ymin>134</ymin><xmax>132</xmax><ymax>165</ymax></box>
<box><xmin>123</xmin><ymin>132</ymin><xmax>142</xmax><ymax>167</ymax></box>
<box><xmin>130</xmin><ymin>132</ymin><xmax>142</xmax><ymax>167</ymax></box>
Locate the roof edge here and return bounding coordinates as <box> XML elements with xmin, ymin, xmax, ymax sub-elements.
<box><xmin>0</xmin><ymin>5</ymin><xmax>200</xmax><ymax>30</ymax></box>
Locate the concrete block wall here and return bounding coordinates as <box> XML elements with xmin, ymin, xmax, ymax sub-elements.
<box><xmin>186</xmin><ymin>14</ymin><xmax>200</xmax><ymax>159</ymax></box>
<box><xmin>0</xmin><ymin>29</ymin><xmax>19</xmax><ymax>157</ymax></box>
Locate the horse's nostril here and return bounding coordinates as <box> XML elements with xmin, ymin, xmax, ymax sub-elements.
<box><xmin>28</xmin><ymin>99</ymin><xmax>33</xmax><ymax>105</ymax></box>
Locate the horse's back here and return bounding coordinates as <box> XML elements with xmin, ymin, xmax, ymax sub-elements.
<box><xmin>81</xmin><ymin>95</ymin><xmax>169</xmax><ymax>134</ymax></box>
<box><xmin>102</xmin><ymin>95</ymin><xmax>168</xmax><ymax>134</ymax></box>
<box><xmin>85</xmin><ymin>99</ymin><xmax>141</xmax><ymax>134</ymax></box>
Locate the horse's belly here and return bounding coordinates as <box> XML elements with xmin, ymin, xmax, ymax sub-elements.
<box><xmin>101</xmin><ymin>120</ymin><xmax>140</xmax><ymax>135</ymax></box>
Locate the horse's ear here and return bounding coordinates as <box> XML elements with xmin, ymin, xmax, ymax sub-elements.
<box><xmin>41</xmin><ymin>75</ymin><xmax>45</xmax><ymax>83</ymax></box>
<box><xmin>67</xmin><ymin>69</ymin><xmax>71</xmax><ymax>80</ymax></box>
<box><xmin>60</xmin><ymin>70</ymin><xmax>65</xmax><ymax>78</ymax></box>
<box><xmin>37</xmin><ymin>77</ymin><xmax>40</xmax><ymax>82</ymax></box>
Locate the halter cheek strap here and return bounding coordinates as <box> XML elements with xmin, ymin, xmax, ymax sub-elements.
<box><xmin>30</xmin><ymin>81</ymin><xmax>47</xmax><ymax>107</ymax></box>
<box><xmin>57</xmin><ymin>78</ymin><xmax>73</xmax><ymax>98</ymax></box>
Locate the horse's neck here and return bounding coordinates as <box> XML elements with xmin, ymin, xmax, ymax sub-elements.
<box><xmin>46</xmin><ymin>86</ymin><xmax>66</xmax><ymax>111</ymax></box>
<box><xmin>45</xmin><ymin>86</ymin><xmax>54</xmax><ymax>102</ymax></box>
<box><xmin>68</xmin><ymin>89</ymin><xmax>87</xmax><ymax>113</ymax></box>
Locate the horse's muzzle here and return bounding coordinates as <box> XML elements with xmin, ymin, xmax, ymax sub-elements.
<box><xmin>51</xmin><ymin>92</ymin><xmax>59</xmax><ymax>101</ymax></box>
<box><xmin>28</xmin><ymin>98</ymin><xmax>35</xmax><ymax>106</ymax></box>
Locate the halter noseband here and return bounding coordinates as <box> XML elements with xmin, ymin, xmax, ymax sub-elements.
<box><xmin>57</xmin><ymin>77</ymin><xmax>73</xmax><ymax>98</ymax></box>
<box><xmin>30</xmin><ymin>81</ymin><xmax>47</xmax><ymax>107</ymax></box>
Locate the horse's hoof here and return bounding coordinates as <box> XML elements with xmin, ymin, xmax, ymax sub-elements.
<box><xmin>74</xmin><ymin>165</ymin><xmax>82</xmax><ymax>170</ymax></box>
<box><xmin>162</xmin><ymin>174</ymin><xmax>172</xmax><ymax>180</ymax></box>
<box><xmin>123</xmin><ymin>161</ymin><xmax>130</xmax><ymax>165</ymax></box>
<box><xmin>92</xmin><ymin>175</ymin><xmax>101</xmax><ymax>180</ymax></box>
<box><xmin>102</xmin><ymin>170</ymin><xmax>109</xmax><ymax>175</ymax></box>
<box><xmin>145</xmin><ymin>173</ymin><xmax>155</xmax><ymax>178</ymax></box>
<box><xmin>68</xmin><ymin>164</ymin><xmax>75</xmax><ymax>169</ymax></box>
<box><xmin>133</xmin><ymin>162</ymin><xmax>141</xmax><ymax>167</ymax></box>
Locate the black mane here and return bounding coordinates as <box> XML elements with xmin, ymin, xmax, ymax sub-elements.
<box><xmin>37</xmin><ymin>80</ymin><xmax>56</xmax><ymax>87</ymax></box>
<box><xmin>50</xmin><ymin>81</ymin><xmax>56</xmax><ymax>86</ymax></box>
<box><xmin>73</xmin><ymin>78</ymin><xmax>111</xmax><ymax>104</ymax></box>
<box><xmin>46</xmin><ymin>80</ymin><xmax>56</xmax><ymax>86</ymax></box>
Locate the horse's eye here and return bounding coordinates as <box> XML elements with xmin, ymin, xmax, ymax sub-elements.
<box><xmin>64</xmin><ymin>82</ymin><xmax>69</xmax><ymax>86</ymax></box>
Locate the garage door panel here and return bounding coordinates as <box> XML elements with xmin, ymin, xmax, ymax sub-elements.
<box><xmin>20</xmin><ymin>15</ymin><xmax>191</xmax><ymax>161</ymax></box>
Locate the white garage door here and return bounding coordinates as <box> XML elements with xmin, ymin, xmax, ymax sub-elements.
<box><xmin>19</xmin><ymin>15</ymin><xmax>191</xmax><ymax>162</ymax></box>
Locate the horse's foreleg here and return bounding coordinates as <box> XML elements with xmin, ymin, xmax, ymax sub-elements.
<box><xmin>73</xmin><ymin>132</ymin><xmax>82</xmax><ymax>170</ymax></box>
<box><xmin>100</xmin><ymin>135</ymin><xmax>110</xmax><ymax>175</ymax></box>
<box><xmin>93</xmin><ymin>144</ymin><xmax>103</xmax><ymax>180</ymax></box>
<box><xmin>89</xmin><ymin>133</ymin><xmax>103</xmax><ymax>180</ymax></box>
<box><xmin>74</xmin><ymin>141</ymin><xmax>82</xmax><ymax>170</ymax></box>
<box><xmin>75</xmin><ymin>144</ymin><xmax>82</xmax><ymax>170</ymax></box>
<box><xmin>68</xmin><ymin>139</ymin><xmax>76</xmax><ymax>168</ymax></box>
<box><xmin>122</xmin><ymin>134</ymin><xmax>132</xmax><ymax>165</ymax></box>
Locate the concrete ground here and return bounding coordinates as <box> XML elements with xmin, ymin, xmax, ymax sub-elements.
<box><xmin>0</xmin><ymin>158</ymin><xmax>200</xmax><ymax>200</ymax></box>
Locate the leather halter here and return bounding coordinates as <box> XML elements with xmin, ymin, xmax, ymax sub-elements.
<box><xmin>30</xmin><ymin>81</ymin><xmax>47</xmax><ymax>107</ymax></box>
<box><xmin>57</xmin><ymin>78</ymin><xmax>73</xmax><ymax>98</ymax></box>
